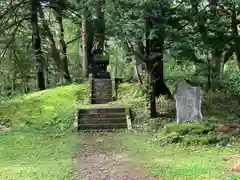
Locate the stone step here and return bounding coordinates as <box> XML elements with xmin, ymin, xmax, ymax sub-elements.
<box><xmin>92</xmin><ymin>87</ymin><xmax>112</xmax><ymax>92</ymax></box>
<box><xmin>78</xmin><ymin>123</ymin><xmax>127</xmax><ymax>130</ymax></box>
<box><xmin>92</xmin><ymin>79</ymin><xmax>111</xmax><ymax>86</ymax></box>
<box><xmin>79</xmin><ymin>112</ymin><xmax>126</xmax><ymax>119</ymax></box>
<box><xmin>92</xmin><ymin>84</ymin><xmax>112</xmax><ymax>90</ymax></box>
<box><xmin>91</xmin><ymin>98</ymin><xmax>112</xmax><ymax>104</ymax></box>
<box><xmin>91</xmin><ymin>93</ymin><xmax>112</xmax><ymax>99</ymax></box>
<box><xmin>79</xmin><ymin>107</ymin><xmax>126</xmax><ymax>114</ymax></box>
<box><xmin>92</xmin><ymin>91</ymin><xmax>112</xmax><ymax>95</ymax></box>
<box><xmin>79</xmin><ymin>117</ymin><xmax>126</xmax><ymax>124</ymax></box>
<box><xmin>92</xmin><ymin>78</ymin><xmax>111</xmax><ymax>83</ymax></box>
<box><xmin>92</xmin><ymin>81</ymin><xmax>111</xmax><ymax>85</ymax></box>
<box><xmin>92</xmin><ymin>82</ymin><xmax>111</xmax><ymax>86</ymax></box>
<box><xmin>92</xmin><ymin>87</ymin><xmax>112</xmax><ymax>90</ymax></box>
<box><xmin>77</xmin><ymin>107</ymin><xmax>129</xmax><ymax>130</ymax></box>
<box><xmin>92</xmin><ymin>72</ymin><xmax>111</xmax><ymax>79</ymax></box>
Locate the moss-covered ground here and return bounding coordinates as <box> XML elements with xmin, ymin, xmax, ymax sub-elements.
<box><xmin>0</xmin><ymin>82</ymin><xmax>239</xmax><ymax>179</ymax></box>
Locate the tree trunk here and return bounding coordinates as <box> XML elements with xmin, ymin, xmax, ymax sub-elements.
<box><xmin>82</xmin><ymin>9</ymin><xmax>88</xmax><ymax>77</ymax></box>
<box><xmin>39</xmin><ymin>6</ymin><xmax>70</xmax><ymax>83</ymax></box>
<box><xmin>147</xmin><ymin>9</ymin><xmax>173</xmax><ymax>100</ymax></box>
<box><xmin>212</xmin><ymin>52</ymin><xmax>222</xmax><ymax>77</ymax></box>
<box><xmin>146</xmin><ymin>16</ymin><xmax>157</xmax><ymax>118</ymax></box>
<box><xmin>12</xmin><ymin>50</ymin><xmax>18</xmax><ymax>91</ymax></box>
<box><xmin>211</xmin><ymin>51</ymin><xmax>223</xmax><ymax>90</ymax></box>
<box><xmin>153</xmin><ymin>60</ymin><xmax>173</xmax><ymax>99</ymax></box>
<box><xmin>45</xmin><ymin>58</ymin><xmax>49</xmax><ymax>88</ymax></box>
<box><xmin>55</xmin><ymin>10</ymin><xmax>71</xmax><ymax>83</ymax></box>
<box><xmin>231</xmin><ymin>4</ymin><xmax>240</xmax><ymax>70</ymax></box>
<box><xmin>133</xmin><ymin>42</ymin><xmax>144</xmax><ymax>84</ymax></box>
<box><xmin>133</xmin><ymin>61</ymin><xmax>142</xmax><ymax>84</ymax></box>
<box><xmin>207</xmin><ymin>52</ymin><xmax>211</xmax><ymax>91</ymax></box>
<box><xmin>82</xmin><ymin>8</ymin><xmax>95</xmax><ymax>76</ymax></box>
<box><xmin>94</xmin><ymin>0</ymin><xmax>105</xmax><ymax>54</ymax></box>
<box><xmin>31</xmin><ymin>0</ymin><xmax>45</xmax><ymax>90</ymax></box>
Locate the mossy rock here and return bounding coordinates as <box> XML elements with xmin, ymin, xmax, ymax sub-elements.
<box><xmin>157</xmin><ymin>131</ymin><xmax>231</xmax><ymax>146</ymax></box>
<box><xmin>163</xmin><ymin>123</ymin><xmax>215</xmax><ymax>136</ymax></box>
<box><xmin>156</xmin><ymin>122</ymin><xmax>231</xmax><ymax>146</ymax></box>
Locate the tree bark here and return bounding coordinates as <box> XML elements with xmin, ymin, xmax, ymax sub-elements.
<box><xmin>94</xmin><ymin>0</ymin><xmax>105</xmax><ymax>54</ymax></box>
<box><xmin>146</xmin><ymin>16</ymin><xmax>156</xmax><ymax>118</ymax></box>
<box><xmin>39</xmin><ymin>6</ymin><xmax>70</xmax><ymax>83</ymax></box>
<box><xmin>55</xmin><ymin>9</ymin><xmax>71</xmax><ymax>83</ymax></box>
<box><xmin>82</xmin><ymin>9</ymin><xmax>88</xmax><ymax>77</ymax></box>
<box><xmin>148</xmin><ymin>10</ymin><xmax>173</xmax><ymax>100</ymax></box>
<box><xmin>31</xmin><ymin>0</ymin><xmax>45</xmax><ymax>90</ymax></box>
<box><xmin>133</xmin><ymin>42</ymin><xmax>144</xmax><ymax>84</ymax></box>
<box><xmin>12</xmin><ymin>50</ymin><xmax>18</xmax><ymax>91</ymax></box>
<box><xmin>231</xmin><ymin>3</ymin><xmax>240</xmax><ymax>70</ymax></box>
<box><xmin>133</xmin><ymin>61</ymin><xmax>142</xmax><ymax>84</ymax></box>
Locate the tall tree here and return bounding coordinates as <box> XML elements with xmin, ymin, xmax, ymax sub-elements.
<box><xmin>54</xmin><ymin>1</ymin><xmax>72</xmax><ymax>83</ymax></box>
<box><xmin>31</xmin><ymin>0</ymin><xmax>45</xmax><ymax>90</ymax></box>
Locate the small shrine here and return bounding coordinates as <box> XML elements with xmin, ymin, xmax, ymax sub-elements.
<box><xmin>92</xmin><ymin>54</ymin><xmax>110</xmax><ymax>78</ymax></box>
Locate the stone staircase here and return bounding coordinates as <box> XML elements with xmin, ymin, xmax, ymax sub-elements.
<box><xmin>91</xmin><ymin>78</ymin><xmax>112</xmax><ymax>104</ymax></box>
<box><xmin>77</xmin><ymin>56</ymin><xmax>131</xmax><ymax>131</ymax></box>
<box><xmin>77</xmin><ymin>106</ymin><xmax>128</xmax><ymax>130</ymax></box>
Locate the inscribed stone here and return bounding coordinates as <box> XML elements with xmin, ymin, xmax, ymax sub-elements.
<box><xmin>174</xmin><ymin>80</ymin><xmax>203</xmax><ymax>123</ymax></box>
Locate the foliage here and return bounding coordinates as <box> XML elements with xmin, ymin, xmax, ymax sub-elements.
<box><xmin>223</xmin><ymin>70</ymin><xmax>240</xmax><ymax>97</ymax></box>
<box><xmin>107</xmin><ymin>42</ymin><xmax>133</xmax><ymax>79</ymax></box>
<box><xmin>154</xmin><ymin>123</ymin><xmax>233</xmax><ymax>146</ymax></box>
<box><xmin>114</xmin><ymin>83</ymin><xmax>149</xmax><ymax>123</ymax></box>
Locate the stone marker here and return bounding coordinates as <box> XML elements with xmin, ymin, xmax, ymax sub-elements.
<box><xmin>174</xmin><ymin>79</ymin><xmax>203</xmax><ymax>123</ymax></box>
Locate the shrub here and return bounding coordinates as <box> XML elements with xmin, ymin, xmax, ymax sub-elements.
<box><xmin>223</xmin><ymin>70</ymin><xmax>240</xmax><ymax>97</ymax></box>
<box><xmin>155</xmin><ymin>123</ymin><xmax>231</xmax><ymax>146</ymax></box>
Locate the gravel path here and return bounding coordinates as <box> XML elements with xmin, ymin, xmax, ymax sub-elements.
<box><xmin>73</xmin><ymin>132</ymin><xmax>156</xmax><ymax>180</ymax></box>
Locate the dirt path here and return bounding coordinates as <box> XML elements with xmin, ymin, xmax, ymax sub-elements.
<box><xmin>73</xmin><ymin>132</ymin><xmax>156</xmax><ymax>180</ymax></box>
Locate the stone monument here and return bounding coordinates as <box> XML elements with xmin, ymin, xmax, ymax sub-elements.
<box><xmin>174</xmin><ymin>79</ymin><xmax>203</xmax><ymax>123</ymax></box>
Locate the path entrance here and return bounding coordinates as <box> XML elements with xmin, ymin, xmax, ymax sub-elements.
<box><xmin>73</xmin><ymin>133</ymin><xmax>156</xmax><ymax>180</ymax></box>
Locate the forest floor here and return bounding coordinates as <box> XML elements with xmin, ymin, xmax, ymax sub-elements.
<box><xmin>73</xmin><ymin>132</ymin><xmax>156</xmax><ymax>180</ymax></box>
<box><xmin>0</xmin><ymin>84</ymin><xmax>239</xmax><ymax>179</ymax></box>
<box><xmin>0</xmin><ymin>130</ymin><xmax>239</xmax><ymax>180</ymax></box>
<box><xmin>73</xmin><ymin>132</ymin><xmax>240</xmax><ymax>180</ymax></box>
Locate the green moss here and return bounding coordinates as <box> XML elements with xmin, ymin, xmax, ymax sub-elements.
<box><xmin>0</xmin><ymin>84</ymin><xmax>88</xmax><ymax>132</ymax></box>
<box><xmin>0</xmin><ymin>132</ymin><xmax>79</xmax><ymax>180</ymax></box>
<box><xmin>119</xmin><ymin>132</ymin><xmax>240</xmax><ymax>180</ymax></box>
<box><xmin>163</xmin><ymin>123</ymin><xmax>215</xmax><ymax>135</ymax></box>
<box><xmin>156</xmin><ymin>123</ymin><xmax>231</xmax><ymax>146</ymax></box>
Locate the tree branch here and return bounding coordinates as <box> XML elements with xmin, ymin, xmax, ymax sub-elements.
<box><xmin>0</xmin><ymin>22</ymin><xmax>21</xmax><ymax>63</ymax></box>
<box><xmin>66</xmin><ymin>35</ymin><xmax>81</xmax><ymax>45</ymax></box>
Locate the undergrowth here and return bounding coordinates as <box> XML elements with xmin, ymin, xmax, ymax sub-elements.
<box><xmin>154</xmin><ymin>123</ymin><xmax>234</xmax><ymax>146</ymax></box>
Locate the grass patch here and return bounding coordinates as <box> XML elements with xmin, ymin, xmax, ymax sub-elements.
<box><xmin>0</xmin><ymin>84</ymin><xmax>88</xmax><ymax>179</ymax></box>
<box><xmin>119</xmin><ymin>132</ymin><xmax>240</xmax><ymax>180</ymax></box>
<box><xmin>0</xmin><ymin>131</ymin><xmax>79</xmax><ymax>180</ymax></box>
<box><xmin>0</xmin><ymin>84</ymin><xmax>88</xmax><ymax>131</ymax></box>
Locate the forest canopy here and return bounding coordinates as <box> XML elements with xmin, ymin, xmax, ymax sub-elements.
<box><xmin>0</xmin><ymin>0</ymin><xmax>240</xmax><ymax>116</ymax></box>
